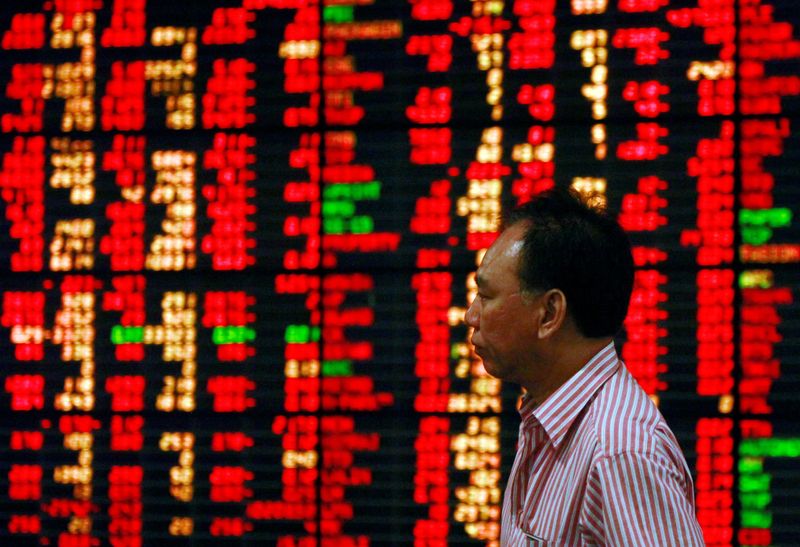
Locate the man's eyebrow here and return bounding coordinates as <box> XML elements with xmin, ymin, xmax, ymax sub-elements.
<box><xmin>475</xmin><ymin>274</ymin><xmax>487</xmax><ymax>289</ymax></box>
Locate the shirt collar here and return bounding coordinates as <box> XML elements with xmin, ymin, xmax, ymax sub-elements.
<box><xmin>518</xmin><ymin>342</ymin><xmax>621</xmax><ymax>449</ymax></box>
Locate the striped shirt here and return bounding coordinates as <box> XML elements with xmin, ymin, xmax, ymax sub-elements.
<box><xmin>501</xmin><ymin>343</ymin><xmax>704</xmax><ymax>546</ymax></box>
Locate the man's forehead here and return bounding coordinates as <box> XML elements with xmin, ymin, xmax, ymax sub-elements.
<box><xmin>476</xmin><ymin>226</ymin><xmax>526</xmax><ymax>279</ymax></box>
<box><xmin>486</xmin><ymin>225</ymin><xmax>526</xmax><ymax>261</ymax></box>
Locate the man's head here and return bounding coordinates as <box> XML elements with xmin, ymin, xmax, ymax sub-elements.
<box><xmin>465</xmin><ymin>188</ymin><xmax>633</xmax><ymax>395</ymax></box>
<box><xmin>505</xmin><ymin>188</ymin><xmax>634</xmax><ymax>338</ymax></box>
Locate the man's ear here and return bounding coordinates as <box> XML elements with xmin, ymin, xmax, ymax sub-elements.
<box><xmin>537</xmin><ymin>288</ymin><xmax>567</xmax><ymax>339</ymax></box>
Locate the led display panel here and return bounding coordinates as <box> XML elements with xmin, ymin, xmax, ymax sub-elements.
<box><xmin>0</xmin><ymin>1</ymin><xmax>799</xmax><ymax>545</ymax></box>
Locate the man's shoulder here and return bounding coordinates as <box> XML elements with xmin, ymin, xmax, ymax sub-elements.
<box><xmin>585</xmin><ymin>365</ymin><xmax>674</xmax><ymax>458</ymax></box>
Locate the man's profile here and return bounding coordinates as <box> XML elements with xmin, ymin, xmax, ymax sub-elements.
<box><xmin>466</xmin><ymin>189</ymin><xmax>704</xmax><ymax>545</ymax></box>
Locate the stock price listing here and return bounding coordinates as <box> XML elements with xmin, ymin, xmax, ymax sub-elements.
<box><xmin>0</xmin><ymin>0</ymin><xmax>799</xmax><ymax>546</ymax></box>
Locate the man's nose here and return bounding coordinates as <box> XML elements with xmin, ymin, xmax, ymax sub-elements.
<box><xmin>465</xmin><ymin>298</ymin><xmax>479</xmax><ymax>329</ymax></box>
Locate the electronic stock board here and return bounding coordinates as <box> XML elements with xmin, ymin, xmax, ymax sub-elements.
<box><xmin>0</xmin><ymin>0</ymin><xmax>799</xmax><ymax>545</ymax></box>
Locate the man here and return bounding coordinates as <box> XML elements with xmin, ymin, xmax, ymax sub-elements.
<box><xmin>465</xmin><ymin>189</ymin><xmax>704</xmax><ymax>546</ymax></box>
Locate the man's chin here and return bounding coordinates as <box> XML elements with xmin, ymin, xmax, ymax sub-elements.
<box><xmin>478</xmin><ymin>358</ymin><xmax>502</xmax><ymax>380</ymax></box>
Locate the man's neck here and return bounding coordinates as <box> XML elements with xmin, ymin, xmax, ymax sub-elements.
<box><xmin>522</xmin><ymin>337</ymin><xmax>612</xmax><ymax>405</ymax></box>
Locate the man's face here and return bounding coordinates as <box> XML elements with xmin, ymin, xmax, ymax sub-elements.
<box><xmin>465</xmin><ymin>222</ymin><xmax>540</xmax><ymax>384</ymax></box>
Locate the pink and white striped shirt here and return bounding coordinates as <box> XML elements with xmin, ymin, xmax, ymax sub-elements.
<box><xmin>501</xmin><ymin>343</ymin><xmax>704</xmax><ymax>546</ymax></box>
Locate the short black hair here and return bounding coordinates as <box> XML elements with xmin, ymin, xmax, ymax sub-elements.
<box><xmin>505</xmin><ymin>188</ymin><xmax>633</xmax><ymax>338</ymax></box>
